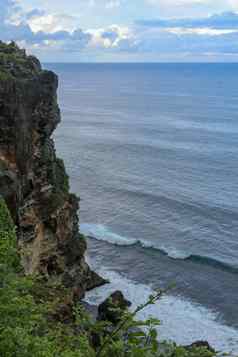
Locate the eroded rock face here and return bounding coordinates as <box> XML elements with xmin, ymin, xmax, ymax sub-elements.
<box><xmin>0</xmin><ymin>42</ymin><xmax>104</xmax><ymax>298</ymax></box>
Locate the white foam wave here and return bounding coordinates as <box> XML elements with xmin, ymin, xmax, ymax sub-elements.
<box><xmin>81</xmin><ymin>223</ymin><xmax>190</xmax><ymax>259</ymax></box>
<box><xmin>85</xmin><ymin>268</ymin><xmax>238</xmax><ymax>355</ymax></box>
<box><xmin>161</xmin><ymin>246</ymin><xmax>190</xmax><ymax>260</ymax></box>
<box><xmin>81</xmin><ymin>223</ymin><xmax>138</xmax><ymax>246</ymax></box>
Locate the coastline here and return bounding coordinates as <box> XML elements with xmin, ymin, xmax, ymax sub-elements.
<box><xmin>0</xmin><ymin>43</ymin><xmax>236</xmax><ymax>356</ymax></box>
<box><xmin>85</xmin><ymin>258</ymin><xmax>238</xmax><ymax>355</ymax></box>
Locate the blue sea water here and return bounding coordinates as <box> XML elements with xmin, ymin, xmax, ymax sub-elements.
<box><xmin>46</xmin><ymin>63</ymin><xmax>238</xmax><ymax>353</ymax></box>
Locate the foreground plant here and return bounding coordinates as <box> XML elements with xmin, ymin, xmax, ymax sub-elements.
<box><xmin>0</xmin><ymin>198</ymin><xmax>220</xmax><ymax>357</ymax></box>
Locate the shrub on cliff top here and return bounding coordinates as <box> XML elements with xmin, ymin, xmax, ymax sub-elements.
<box><xmin>0</xmin><ymin>41</ymin><xmax>41</xmax><ymax>79</ymax></box>
<box><xmin>0</xmin><ymin>69</ymin><xmax>14</xmax><ymax>81</ymax></box>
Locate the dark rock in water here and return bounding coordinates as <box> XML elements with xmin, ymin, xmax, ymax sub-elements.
<box><xmin>86</xmin><ymin>270</ymin><xmax>109</xmax><ymax>291</ymax></box>
<box><xmin>0</xmin><ymin>41</ymin><xmax>105</xmax><ymax>299</ymax></box>
<box><xmin>98</xmin><ymin>290</ymin><xmax>131</xmax><ymax>324</ymax></box>
<box><xmin>185</xmin><ymin>340</ymin><xmax>215</xmax><ymax>353</ymax></box>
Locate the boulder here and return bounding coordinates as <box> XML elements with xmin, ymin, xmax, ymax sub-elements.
<box><xmin>185</xmin><ymin>340</ymin><xmax>215</xmax><ymax>353</ymax></box>
<box><xmin>98</xmin><ymin>290</ymin><xmax>131</xmax><ymax>324</ymax></box>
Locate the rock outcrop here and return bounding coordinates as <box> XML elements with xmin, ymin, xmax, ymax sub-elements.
<box><xmin>185</xmin><ymin>341</ymin><xmax>215</xmax><ymax>353</ymax></box>
<box><xmin>98</xmin><ymin>291</ymin><xmax>131</xmax><ymax>324</ymax></box>
<box><xmin>0</xmin><ymin>41</ymin><xmax>105</xmax><ymax>298</ymax></box>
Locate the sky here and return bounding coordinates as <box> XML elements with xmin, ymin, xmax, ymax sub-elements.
<box><xmin>1</xmin><ymin>0</ymin><xmax>238</xmax><ymax>62</ymax></box>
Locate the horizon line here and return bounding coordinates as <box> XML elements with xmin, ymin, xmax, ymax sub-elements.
<box><xmin>43</xmin><ymin>61</ymin><xmax>238</xmax><ymax>64</ymax></box>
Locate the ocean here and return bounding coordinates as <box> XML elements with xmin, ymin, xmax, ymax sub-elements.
<box><xmin>46</xmin><ymin>63</ymin><xmax>238</xmax><ymax>354</ymax></box>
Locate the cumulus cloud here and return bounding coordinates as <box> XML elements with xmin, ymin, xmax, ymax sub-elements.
<box><xmin>0</xmin><ymin>0</ymin><xmax>32</xmax><ymax>42</ymax></box>
<box><xmin>87</xmin><ymin>25</ymin><xmax>133</xmax><ymax>49</ymax></box>
<box><xmin>0</xmin><ymin>0</ymin><xmax>91</xmax><ymax>53</ymax></box>
<box><xmin>1</xmin><ymin>0</ymin><xmax>238</xmax><ymax>61</ymax></box>
<box><xmin>27</xmin><ymin>13</ymin><xmax>79</xmax><ymax>33</ymax></box>
<box><xmin>84</xmin><ymin>16</ymin><xmax>238</xmax><ymax>60</ymax></box>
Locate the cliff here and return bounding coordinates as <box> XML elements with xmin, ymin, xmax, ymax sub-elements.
<box><xmin>0</xmin><ymin>41</ymin><xmax>104</xmax><ymax>298</ymax></box>
<box><xmin>0</xmin><ymin>42</ymin><xmax>219</xmax><ymax>357</ymax></box>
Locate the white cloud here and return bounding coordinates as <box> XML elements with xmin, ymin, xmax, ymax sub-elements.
<box><xmin>28</xmin><ymin>13</ymin><xmax>79</xmax><ymax>33</ymax></box>
<box><xmin>0</xmin><ymin>0</ymin><xmax>91</xmax><ymax>53</ymax></box>
<box><xmin>87</xmin><ymin>25</ymin><xmax>133</xmax><ymax>48</ymax></box>
<box><xmin>146</xmin><ymin>0</ymin><xmax>213</xmax><ymax>6</ymax></box>
<box><xmin>229</xmin><ymin>0</ymin><xmax>238</xmax><ymax>11</ymax></box>
<box><xmin>1</xmin><ymin>0</ymin><xmax>238</xmax><ymax>61</ymax></box>
<box><xmin>167</xmin><ymin>27</ymin><xmax>238</xmax><ymax>35</ymax></box>
<box><xmin>105</xmin><ymin>0</ymin><xmax>121</xmax><ymax>9</ymax></box>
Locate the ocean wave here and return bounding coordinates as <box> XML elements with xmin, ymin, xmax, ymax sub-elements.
<box><xmin>85</xmin><ymin>268</ymin><xmax>238</xmax><ymax>355</ymax></box>
<box><xmin>184</xmin><ymin>255</ymin><xmax>238</xmax><ymax>274</ymax></box>
<box><xmin>80</xmin><ymin>223</ymin><xmax>238</xmax><ymax>274</ymax></box>
<box><xmin>113</xmin><ymin>187</ymin><xmax>238</xmax><ymax>222</ymax></box>
<box><xmin>81</xmin><ymin>223</ymin><xmax>139</xmax><ymax>246</ymax></box>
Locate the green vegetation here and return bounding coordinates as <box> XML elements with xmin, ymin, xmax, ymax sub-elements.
<box><xmin>43</xmin><ymin>156</ymin><xmax>70</xmax><ymax>213</ymax></box>
<box><xmin>0</xmin><ymin>52</ymin><xmax>25</xmax><ymax>66</ymax></box>
<box><xmin>55</xmin><ymin>158</ymin><xmax>70</xmax><ymax>194</ymax></box>
<box><xmin>0</xmin><ymin>69</ymin><xmax>14</xmax><ymax>82</ymax></box>
<box><xmin>0</xmin><ymin>197</ymin><xmax>219</xmax><ymax>357</ymax></box>
<box><xmin>0</xmin><ymin>41</ymin><xmax>40</xmax><ymax>79</ymax></box>
<box><xmin>0</xmin><ymin>198</ymin><xmax>93</xmax><ymax>356</ymax></box>
<box><xmin>0</xmin><ymin>41</ymin><xmax>19</xmax><ymax>54</ymax></box>
<box><xmin>0</xmin><ymin>44</ymin><xmax>27</xmax><ymax>79</ymax></box>
<box><xmin>0</xmin><ymin>198</ymin><xmax>20</xmax><ymax>269</ymax></box>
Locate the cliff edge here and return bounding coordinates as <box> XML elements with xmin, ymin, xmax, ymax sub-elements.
<box><xmin>0</xmin><ymin>41</ymin><xmax>104</xmax><ymax>298</ymax></box>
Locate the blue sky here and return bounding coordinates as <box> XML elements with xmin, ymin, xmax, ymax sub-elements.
<box><xmin>1</xmin><ymin>0</ymin><xmax>238</xmax><ymax>61</ymax></box>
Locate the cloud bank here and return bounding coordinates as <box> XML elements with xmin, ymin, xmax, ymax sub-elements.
<box><xmin>0</xmin><ymin>0</ymin><xmax>91</xmax><ymax>52</ymax></box>
<box><xmin>1</xmin><ymin>0</ymin><xmax>238</xmax><ymax>61</ymax></box>
<box><xmin>137</xmin><ymin>11</ymin><xmax>238</xmax><ymax>29</ymax></box>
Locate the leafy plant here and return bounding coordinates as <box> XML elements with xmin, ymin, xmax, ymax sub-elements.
<box><xmin>96</xmin><ymin>290</ymin><xmax>163</xmax><ymax>357</ymax></box>
<box><xmin>0</xmin><ymin>198</ymin><xmax>222</xmax><ymax>357</ymax></box>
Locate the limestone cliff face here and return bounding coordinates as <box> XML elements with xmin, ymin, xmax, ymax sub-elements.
<box><xmin>0</xmin><ymin>42</ymin><xmax>104</xmax><ymax>298</ymax></box>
